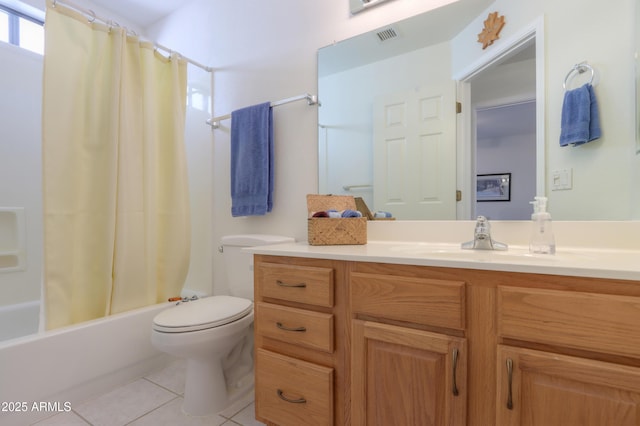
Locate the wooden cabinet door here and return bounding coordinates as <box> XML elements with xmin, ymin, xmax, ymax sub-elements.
<box><xmin>497</xmin><ymin>345</ymin><xmax>640</xmax><ymax>426</ymax></box>
<box><xmin>352</xmin><ymin>319</ymin><xmax>467</xmax><ymax>426</ymax></box>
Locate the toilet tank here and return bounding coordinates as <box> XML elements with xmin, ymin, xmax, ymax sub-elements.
<box><xmin>221</xmin><ymin>234</ymin><xmax>295</xmax><ymax>300</ymax></box>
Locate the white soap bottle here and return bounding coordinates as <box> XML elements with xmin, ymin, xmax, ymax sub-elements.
<box><xmin>529</xmin><ymin>196</ymin><xmax>556</xmax><ymax>254</ymax></box>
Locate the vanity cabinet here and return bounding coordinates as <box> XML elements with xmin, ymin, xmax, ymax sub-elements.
<box><xmin>349</xmin><ymin>266</ymin><xmax>467</xmax><ymax>426</ymax></box>
<box><xmin>253</xmin><ymin>256</ymin><xmax>349</xmax><ymax>426</ymax></box>
<box><xmin>496</xmin><ymin>285</ymin><xmax>640</xmax><ymax>425</ymax></box>
<box><xmin>253</xmin><ymin>254</ymin><xmax>640</xmax><ymax>426</ymax></box>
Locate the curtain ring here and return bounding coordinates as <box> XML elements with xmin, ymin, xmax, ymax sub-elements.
<box><xmin>107</xmin><ymin>20</ymin><xmax>120</xmax><ymax>33</ymax></box>
<box><xmin>87</xmin><ymin>9</ymin><xmax>96</xmax><ymax>23</ymax></box>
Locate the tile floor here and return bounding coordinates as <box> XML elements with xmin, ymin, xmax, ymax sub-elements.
<box><xmin>32</xmin><ymin>359</ymin><xmax>265</xmax><ymax>426</ymax></box>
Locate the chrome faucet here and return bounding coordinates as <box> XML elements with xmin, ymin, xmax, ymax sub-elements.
<box><xmin>461</xmin><ymin>216</ymin><xmax>508</xmax><ymax>251</ymax></box>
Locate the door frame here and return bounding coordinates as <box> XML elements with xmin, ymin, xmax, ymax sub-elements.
<box><xmin>454</xmin><ymin>17</ymin><xmax>545</xmax><ymax>220</ymax></box>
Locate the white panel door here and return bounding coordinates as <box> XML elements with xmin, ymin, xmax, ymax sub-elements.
<box><xmin>373</xmin><ymin>82</ymin><xmax>457</xmax><ymax>219</ymax></box>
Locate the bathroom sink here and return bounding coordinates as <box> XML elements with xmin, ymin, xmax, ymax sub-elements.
<box><xmin>388</xmin><ymin>243</ymin><xmax>595</xmax><ymax>264</ymax></box>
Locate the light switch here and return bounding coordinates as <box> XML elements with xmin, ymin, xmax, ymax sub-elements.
<box><xmin>551</xmin><ymin>168</ymin><xmax>572</xmax><ymax>190</ymax></box>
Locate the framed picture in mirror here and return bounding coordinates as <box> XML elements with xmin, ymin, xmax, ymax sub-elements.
<box><xmin>477</xmin><ymin>173</ymin><xmax>511</xmax><ymax>202</ymax></box>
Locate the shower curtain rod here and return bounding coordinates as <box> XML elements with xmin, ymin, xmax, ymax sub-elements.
<box><xmin>206</xmin><ymin>93</ymin><xmax>319</xmax><ymax>129</ymax></box>
<box><xmin>51</xmin><ymin>0</ymin><xmax>212</xmax><ymax>72</ymax></box>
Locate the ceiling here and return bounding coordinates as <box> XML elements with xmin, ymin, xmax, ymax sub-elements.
<box><xmin>87</xmin><ymin>0</ymin><xmax>184</xmax><ymax>28</ymax></box>
<box><xmin>318</xmin><ymin>0</ymin><xmax>494</xmax><ymax>77</ymax></box>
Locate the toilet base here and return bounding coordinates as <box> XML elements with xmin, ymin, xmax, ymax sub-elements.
<box><xmin>150</xmin><ymin>302</ymin><xmax>255</xmax><ymax>417</ymax></box>
<box><xmin>181</xmin><ymin>358</ymin><xmax>255</xmax><ymax>417</ymax></box>
<box><xmin>182</xmin><ymin>358</ymin><xmax>227</xmax><ymax>416</ymax></box>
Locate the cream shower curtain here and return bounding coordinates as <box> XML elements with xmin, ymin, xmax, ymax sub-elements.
<box><xmin>42</xmin><ymin>0</ymin><xmax>191</xmax><ymax>329</ymax></box>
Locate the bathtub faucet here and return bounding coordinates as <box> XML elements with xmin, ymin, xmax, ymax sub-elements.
<box><xmin>176</xmin><ymin>295</ymin><xmax>199</xmax><ymax>305</ymax></box>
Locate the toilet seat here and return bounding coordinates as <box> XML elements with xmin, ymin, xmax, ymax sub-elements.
<box><xmin>153</xmin><ymin>295</ymin><xmax>253</xmax><ymax>333</ymax></box>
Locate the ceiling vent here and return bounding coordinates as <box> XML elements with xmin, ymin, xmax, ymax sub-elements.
<box><xmin>375</xmin><ymin>27</ymin><xmax>399</xmax><ymax>42</ymax></box>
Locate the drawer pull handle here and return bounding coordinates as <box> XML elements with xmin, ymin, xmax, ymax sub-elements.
<box><xmin>276</xmin><ymin>280</ymin><xmax>307</xmax><ymax>288</ymax></box>
<box><xmin>277</xmin><ymin>389</ymin><xmax>307</xmax><ymax>404</ymax></box>
<box><xmin>276</xmin><ymin>322</ymin><xmax>307</xmax><ymax>332</ymax></box>
<box><xmin>452</xmin><ymin>348</ymin><xmax>459</xmax><ymax>396</ymax></box>
<box><xmin>506</xmin><ymin>358</ymin><xmax>514</xmax><ymax>410</ymax></box>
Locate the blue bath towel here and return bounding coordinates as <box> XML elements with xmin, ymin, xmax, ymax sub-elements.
<box><xmin>559</xmin><ymin>83</ymin><xmax>601</xmax><ymax>147</ymax></box>
<box><xmin>230</xmin><ymin>102</ymin><xmax>273</xmax><ymax>216</ymax></box>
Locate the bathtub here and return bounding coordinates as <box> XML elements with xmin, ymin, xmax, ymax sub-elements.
<box><xmin>0</xmin><ymin>300</ymin><xmax>40</xmax><ymax>342</ymax></box>
<box><xmin>0</xmin><ymin>302</ymin><xmax>175</xmax><ymax>426</ymax></box>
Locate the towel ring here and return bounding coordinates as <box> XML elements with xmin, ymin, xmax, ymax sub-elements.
<box><xmin>563</xmin><ymin>62</ymin><xmax>595</xmax><ymax>90</ymax></box>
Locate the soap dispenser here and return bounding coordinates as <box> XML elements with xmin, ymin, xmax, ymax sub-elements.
<box><xmin>529</xmin><ymin>196</ymin><xmax>556</xmax><ymax>254</ymax></box>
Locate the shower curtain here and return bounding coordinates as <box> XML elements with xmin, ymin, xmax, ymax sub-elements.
<box><xmin>42</xmin><ymin>0</ymin><xmax>191</xmax><ymax>329</ymax></box>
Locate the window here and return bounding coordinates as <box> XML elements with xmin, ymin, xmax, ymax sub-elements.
<box><xmin>187</xmin><ymin>84</ymin><xmax>212</xmax><ymax>114</ymax></box>
<box><xmin>0</xmin><ymin>9</ymin><xmax>9</xmax><ymax>43</ymax></box>
<box><xmin>0</xmin><ymin>3</ymin><xmax>44</xmax><ymax>55</ymax></box>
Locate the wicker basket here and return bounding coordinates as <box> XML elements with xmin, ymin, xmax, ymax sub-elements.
<box><xmin>307</xmin><ymin>194</ymin><xmax>367</xmax><ymax>245</ymax></box>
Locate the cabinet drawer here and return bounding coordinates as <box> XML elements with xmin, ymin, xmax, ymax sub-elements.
<box><xmin>256</xmin><ymin>349</ymin><xmax>333</xmax><ymax>426</ymax></box>
<box><xmin>497</xmin><ymin>286</ymin><xmax>640</xmax><ymax>358</ymax></box>
<box><xmin>258</xmin><ymin>262</ymin><xmax>334</xmax><ymax>307</ymax></box>
<box><xmin>256</xmin><ymin>302</ymin><xmax>334</xmax><ymax>353</ymax></box>
<box><xmin>350</xmin><ymin>272</ymin><xmax>466</xmax><ymax>330</ymax></box>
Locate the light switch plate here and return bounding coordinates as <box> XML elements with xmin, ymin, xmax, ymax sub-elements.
<box><xmin>551</xmin><ymin>168</ymin><xmax>572</xmax><ymax>190</ymax></box>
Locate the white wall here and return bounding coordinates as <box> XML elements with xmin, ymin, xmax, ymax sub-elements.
<box><xmin>181</xmin><ymin>68</ymin><xmax>213</xmax><ymax>297</ymax></box>
<box><xmin>0</xmin><ymin>43</ymin><xmax>43</xmax><ymax>307</ymax></box>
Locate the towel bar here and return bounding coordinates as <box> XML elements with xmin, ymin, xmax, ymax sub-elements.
<box><xmin>207</xmin><ymin>93</ymin><xmax>319</xmax><ymax>129</ymax></box>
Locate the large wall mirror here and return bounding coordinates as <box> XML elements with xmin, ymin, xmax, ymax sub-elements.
<box><xmin>318</xmin><ymin>0</ymin><xmax>639</xmax><ymax>221</ymax></box>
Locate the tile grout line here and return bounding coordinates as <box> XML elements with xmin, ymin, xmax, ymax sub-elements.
<box><xmin>140</xmin><ymin>375</ymin><xmax>251</xmax><ymax>422</ymax></box>
<box><xmin>141</xmin><ymin>376</ymin><xmax>183</xmax><ymax>397</ymax></box>
<box><xmin>219</xmin><ymin>400</ymin><xmax>254</xmax><ymax>421</ymax></box>
<box><xmin>70</xmin><ymin>408</ymin><xmax>93</xmax><ymax>426</ymax></box>
<box><xmin>123</xmin><ymin>395</ymin><xmax>181</xmax><ymax>426</ymax></box>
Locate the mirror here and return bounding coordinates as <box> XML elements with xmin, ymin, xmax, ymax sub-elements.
<box><xmin>318</xmin><ymin>0</ymin><xmax>638</xmax><ymax>220</ymax></box>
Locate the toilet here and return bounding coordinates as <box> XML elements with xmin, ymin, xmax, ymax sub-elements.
<box><xmin>151</xmin><ymin>234</ymin><xmax>294</xmax><ymax>416</ymax></box>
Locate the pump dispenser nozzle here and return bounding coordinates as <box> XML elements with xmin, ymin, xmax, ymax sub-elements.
<box><xmin>530</xmin><ymin>196</ymin><xmax>548</xmax><ymax>214</ymax></box>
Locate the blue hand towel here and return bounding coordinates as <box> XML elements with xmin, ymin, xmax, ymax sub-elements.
<box><xmin>587</xmin><ymin>84</ymin><xmax>601</xmax><ymax>142</ymax></box>
<box><xmin>559</xmin><ymin>83</ymin><xmax>601</xmax><ymax>147</ymax></box>
<box><xmin>230</xmin><ymin>102</ymin><xmax>273</xmax><ymax>216</ymax></box>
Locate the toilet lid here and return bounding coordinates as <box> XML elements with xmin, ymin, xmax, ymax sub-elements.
<box><xmin>153</xmin><ymin>296</ymin><xmax>253</xmax><ymax>333</ymax></box>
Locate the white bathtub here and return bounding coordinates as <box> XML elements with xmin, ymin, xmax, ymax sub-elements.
<box><xmin>0</xmin><ymin>300</ymin><xmax>40</xmax><ymax>342</ymax></box>
<box><xmin>0</xmin><ymin>302</ymin><xmax>175</xmax><ymax>426</ymax></box>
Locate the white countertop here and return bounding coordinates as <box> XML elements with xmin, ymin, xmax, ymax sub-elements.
<box><xmin>247</xmin><ymin>240</ymin><xmax>640</xmax><ymax>281</ymax></box>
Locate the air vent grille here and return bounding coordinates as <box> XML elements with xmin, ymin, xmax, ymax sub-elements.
<box><xmin>376</xmin><ymin>27</ymin><xmax>398</xmax><ymax>42</ymax></box>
